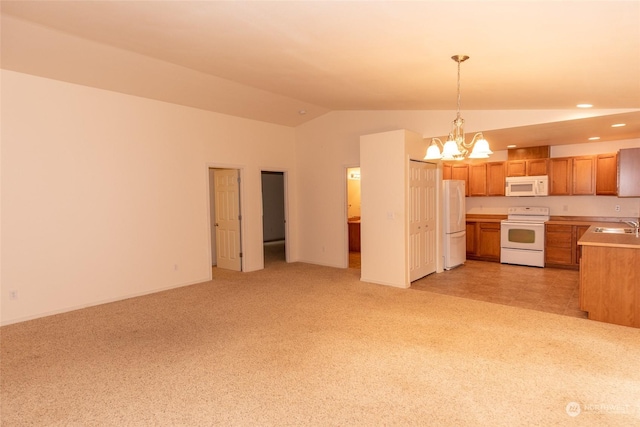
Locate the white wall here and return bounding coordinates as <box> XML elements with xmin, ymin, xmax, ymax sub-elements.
<box><xmin>360</xmin><ymin>130</ymin><xmax>409</xmax><ymax>287</ymax></box>
<box><xmin>360</xmin><ymin>129</ymin><xmax>439</xmax><ymax>288</ymax></box>
<box><xmin>1</xmin><ymin>70</ymin><xmax>297</xmax><ymax>325</ymax></box>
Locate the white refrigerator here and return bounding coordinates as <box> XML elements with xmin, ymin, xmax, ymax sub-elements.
<box><xmin>443</xmin><ymin>180</ymin><xmax>466</xmax><ymax>270</ymax></box>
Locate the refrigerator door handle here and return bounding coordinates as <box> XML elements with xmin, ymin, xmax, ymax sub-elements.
<box><xmin>457</xmin><ymin>185</ymin><xmax>464</xmax><ymax>226</ymax></box>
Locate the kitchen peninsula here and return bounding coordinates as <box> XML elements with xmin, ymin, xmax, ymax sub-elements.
<box><xmin>578</xmin><ymin>226</ymin><xmax>640</xmax><ymax>328</ymax></box>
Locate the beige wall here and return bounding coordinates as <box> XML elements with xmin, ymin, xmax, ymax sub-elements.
<box><xmin>1</xmin><ymin>70</ymin><xmax>296</xmax><ymax>324</ymax></box>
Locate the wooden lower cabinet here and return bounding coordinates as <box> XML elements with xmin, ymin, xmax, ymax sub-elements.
<box><xmin>348</xmin><ymin>221</ymin><xmax>360</xmax><ymax>252</ymax></box>
<box><xmin>545</xmin><ymin>223</ymin><xmax>592</xmax><ymax>269</ymax></box>
<box><xmin>545</xmin><ymin>224</ymin><xmax>573</xmax><ymax>267</ymax></box>
<box><xmin>580</xmin><ymin>245</ymin><xmax>640</xmax><ymax>328</ymax></box>
<box><xmin>466</xmin><ymin>221</ymin><xmax>501</xmax><ymax>262</ymax></box>
<box><xmin>466</xmin><ymin>222</ymin><xmax>476</xmax><ymax>255</ymax></box>
<box><xmin>545</xmin><ymin>223</ymin><xmax>598</xmax><ymax>269</ymax></box>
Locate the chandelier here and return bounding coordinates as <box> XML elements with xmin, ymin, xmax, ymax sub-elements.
<box><xmin>424</xmin><ymin>55</ymin><xmax>492</xmax><ymax>161</ymax></box>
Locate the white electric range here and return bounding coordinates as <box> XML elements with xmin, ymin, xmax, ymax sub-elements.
<box><xmin>500</xmin><ymin>207</ymin><xmax>550</xmax><ymax>268</ymax></box>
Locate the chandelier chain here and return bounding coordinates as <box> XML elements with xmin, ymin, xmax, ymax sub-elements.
<box><xmin>456</xmin><ymin>59</ymin><xmax>462</xmax><ymax>120</ymax></box>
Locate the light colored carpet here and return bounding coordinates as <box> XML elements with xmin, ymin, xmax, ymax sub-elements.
<box><xmin>1</xmin><ymin>261</ymin><xmax>639</xmax><ymax>426</ymax></box>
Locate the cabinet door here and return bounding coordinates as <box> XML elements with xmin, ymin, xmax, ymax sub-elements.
<box><xmin>545</xmin><ymin>224</ymin><xmax>573</xmax><ymax>266</ymax></box>
<box><xmin>451</xmin><ymin>164</ymin><xmax>469</xmax><ymax>196</ymax></box>
<box><xmin>348</xmin><ymin>222</ymin><xmax>361</xmax><ymax>252</ymax></box>
<box><xmin>549</xmin><ymin>157</ymin><xmax>572</xmax><ymax>195</ymax></box>
<box><xmin>618</xmin><ymin>147</ymin><xmax>640</xmax><ymax>197</ymax></box>
<box><xmin>527</xmin><ymin>159</ymin><xmax>548</xmax><ymax>176</ymax></box>
<box><xmin>486</xmin><ymin>162</ymin><xmax>506</xmax><ymax>196</ymax></box>
<box><xmin>574</xmin><ymin>225</ymin><xmax>590</xmax><ymax>265</ymax></box>
<box><xmin>477</xmin><ymin>222</ymin><xmax>501</xmax><ymax>260</ymax></box>
<box><xmin>466</xmin><ymin>222</ymin><xmax>477</xmax><ymax>256</ymax></box>
<box><xmin>468</xmin><ymin>164</ymin><xmax>487</xmax><ymax>196</ymax></box>
<box><xmin>442</xmin><ymin>163</ymin><xmax>452</xmax><ymax>180</ymax></box>
<box><xmin>506</xmin><ymin>160</ymin><xmax>526</xmax><ymax>177</ymax></box>
<box><xmin>595</xmin><ymin>153</ymin><xmax>618</xmax><ymax>195</ymax></box>
<box><xmin>572</xmin><ymin>156</ymin><xmax>595</xmax><ymax>195</ymax></box>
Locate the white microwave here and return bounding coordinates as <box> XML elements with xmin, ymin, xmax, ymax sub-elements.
<box><xmin>505</xmin><ymin>175</ymin><xmax>549</xmax><ymax>197</ymax></box>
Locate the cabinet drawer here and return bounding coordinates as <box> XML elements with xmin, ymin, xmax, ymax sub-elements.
<box><xmin>546</xmin><ymin>224</ymin><xmax>572</xmax><ymax>233</ymax></box>
<box><xmin>546</xmin><ymin>247</ymin><xmax>573</xmax><ymax>265</ymax></box>
<box><xmin>546</xmin><ymin>232</ymin><xmax>572</xmax><ymax>247</ymax></box>
<box><xmin>479</xmin><ymin>222</ymin><xmax>501</xmax><ymax>230</ymax></box>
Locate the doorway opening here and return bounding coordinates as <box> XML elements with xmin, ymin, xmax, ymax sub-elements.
<box><xmin>209</xmin><ymin>168</ymin><xmax>242</xmax><ymax>272</ymax></box>
<box><xmin>346</xmin><ymin>167</ymin><xmax>361</xmax><ymax>269</ymax></box>
<box><xmin>261</xmin><ymin>171</ymin><xmax>287</xmax><ymax>266</ymax></box>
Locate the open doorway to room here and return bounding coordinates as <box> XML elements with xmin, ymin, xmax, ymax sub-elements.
<box><xmin>209</xmin><ymin>167</ymin><xmax>243</xmax><ymax>272</ymax></box>
<box><xmin>261</xmin><ymin>171</ymin><xmax>287</xmax><ymax>266</ymax></box>
<box><xmin>346</xmin><ymin>167</ymin><xmax>361</xmax><ymax>269</ymax></box>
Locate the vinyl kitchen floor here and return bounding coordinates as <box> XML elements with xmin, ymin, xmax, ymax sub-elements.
<box><xmin>410</xmin><ymin>260</ymin><xmax>587</xmax><ymax>319</ymax></box>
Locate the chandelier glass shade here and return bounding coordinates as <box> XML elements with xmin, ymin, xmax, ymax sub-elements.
<box><xmin>424</xmin><ymin>55</ymin><xmax>493</xmax><ymax>161</ymax></box>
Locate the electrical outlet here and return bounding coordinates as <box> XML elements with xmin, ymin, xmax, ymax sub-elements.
<box><xmin>9</xmin><ymin>290</ymin><xmax>18</xmax><ymax>300</ymax></box>
<box><xmin>615</xmin><ymin>205</ymin><xmax>621</xmax><ymax>212</ymax></box>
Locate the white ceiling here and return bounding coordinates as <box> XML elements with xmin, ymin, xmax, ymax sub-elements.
<box><xmin>2</xmin><ymin>0</ymin><xmax>640</xmax><ymax>148</ymax></box>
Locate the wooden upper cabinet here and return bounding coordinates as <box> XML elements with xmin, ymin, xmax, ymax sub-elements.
<box><xmin>506</xmin><ymin>159</ymin><xmax>548</xmax><ymax>177</ymax></box>
<box><xmin>527</xmin><ymin>158</ymin><xmax>548</xmax><ymax>176</ymax></box>
<box><xmin>618</xmin><ymin>147</ymin><xmax>640</xmax><ymax>197</ymax></box>
<box><xmin>506</xmin><ymin>160</ymin><xmax>526</xmax><ymax>177</ymax></box>
<box><xmin>549</xmin><ymin>157</ymin><xmax>573</xmax><ymax>195</ymax></box>
<box><xmin>595</xmin><ymin>153</ymin><xmax>618</xmax><ymax>195</ymax></box>
<box><xmin>451</xmin><ymin>164</ymin><xmax>469</xmax><ymax>196</ymax></box>
<box><xmin>572</xmin><ymin>155</ymin><xmax>596</xmax><ymax>195</ymax></box>
<box><xmin>468</xmin><ymin>164</ymin><xmax>487</xmax><ymax>196</ymax></box>
<box><xmin>486</xmin><ymin>162</ymin><xmax>506</xmax><ymax>196</ymax></box>
<box><xmin>442</xmin><ymin>163</ymin><xmax>452</xmax><ymax>180</ymax></box>
<box><xmin>467</xmin><ymin>161</ymin><xmax>505</xmax><ymax>197</ymax></box>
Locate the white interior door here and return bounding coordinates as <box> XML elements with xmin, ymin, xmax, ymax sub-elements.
<box><xmin>214</xmin><ymin>169</ymin><xmax>242</xmax><ymax>271</ymax></box>
<box><xmin>409</xmin><ymin>161</ymin><xmax>437</xmax><ymax>281</ymax></box>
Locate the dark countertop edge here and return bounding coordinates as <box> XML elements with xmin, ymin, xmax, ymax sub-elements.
<box><xmin>466</xmin><ymin>214</ymin><xmax>507</xmax><ymax>223</ymax></box>
<box><xmin>466</xmin><ymin>214</ymin><xmax>637</xmax><ymax>225</ymax></box>
<box><xmin>548</xmin><ymin>215</ymin><xmax>638</xmax><ymax>223</ymax></box>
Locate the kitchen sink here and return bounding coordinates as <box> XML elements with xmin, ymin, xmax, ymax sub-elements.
<box><xmin>593</xmin><ymin>227</ymin><xmax>635</xmax><ymax>234</ymax></box>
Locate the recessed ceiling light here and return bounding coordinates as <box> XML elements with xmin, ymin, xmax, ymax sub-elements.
<box><xmin>298</xmin><ymin>109</ymin><xmax>307</xmax><ymax>115</ymax></box>
<box><xmin>577</xmin><ymin>104</ymin><xmax>593</xmax><ymax>108</ymax></box>
<box><xmin>507</xmin><ymin>145</ymin><xmax>517</xmax><ymax>148</ymax></box>
<box><xmin>611</xmin><ymin>123</ymin><xmax>626</xmax><ymax>127</ymax></box>
<box><xmin>588</xmin><ymin>137</ymin><xmax>600</xmax><ymax>141</ymax></box>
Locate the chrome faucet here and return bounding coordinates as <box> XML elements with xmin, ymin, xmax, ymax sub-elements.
<box><xmin>626</xmin><ymin>219</ymin><xmax>640</xmax><ymax>237</ymax></box>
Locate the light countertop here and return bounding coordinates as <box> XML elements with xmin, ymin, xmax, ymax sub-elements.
<box><xmin>578</xmin><ymin>225</ymin><xmax>640</xmax><ymax>249</ymax></box>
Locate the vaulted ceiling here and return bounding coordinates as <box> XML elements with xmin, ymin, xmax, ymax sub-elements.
<box><xmin>2</xmin><ymin>1</ymin><xmax>639</xmax><ymax>148</ymax></box>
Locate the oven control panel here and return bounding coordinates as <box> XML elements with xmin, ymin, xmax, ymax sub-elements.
<box><xmin>507</xmin><ymin>206</ymin><xmax>550</xmax><ymax>216</ymax></box>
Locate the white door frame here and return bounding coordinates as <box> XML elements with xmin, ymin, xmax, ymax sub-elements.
<box><xmin>344</xmin><ymin>164</ymin><xmax>360</xmax><ymax>269</ymax></box>
<box><xmin>260</xmin><ymin>169</ymin><xmax>290</xmax><ymax>264</ymax></box>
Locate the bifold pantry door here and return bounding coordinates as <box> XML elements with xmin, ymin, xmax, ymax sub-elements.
<box><xmin>409</xmin><ymin>161</ymin><xmax>437</xmax><ymax>281</ymax></box>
